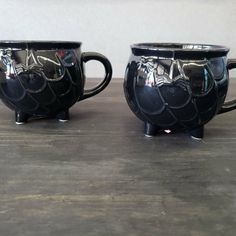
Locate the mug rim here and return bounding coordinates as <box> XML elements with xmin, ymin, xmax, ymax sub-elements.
<box><xmin>131</xmin><ymin>43</ymin><xmax>229</xmax><ymax>59</ymax></box>
<box><xmin>131</xmin><ymin>43</ymin><xmax>229</xmax><ymax>52</ymax></box>
<box><xmin>0</xmin><ymin>40</ymin><xmax>81</xmax><ymax>50</ymax></box>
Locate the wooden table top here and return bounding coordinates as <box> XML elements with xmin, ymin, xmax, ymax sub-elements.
<box><xmin>0</xmin><ymin>78</ymin><xmax>236</xmax><ymax>236</ymax></box>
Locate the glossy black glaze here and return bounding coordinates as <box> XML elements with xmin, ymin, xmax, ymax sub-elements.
<box><xmin>0</xmin><ymin>41</ymin><xmax>112</xmax><ymax>124</ymax></box>
<box><xmin>124</xmin><ymin>43</ymin><xmax>236</xmax><ymax>139</ymax></box>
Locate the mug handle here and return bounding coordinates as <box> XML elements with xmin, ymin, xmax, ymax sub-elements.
<box><xmin>218</xmin><ymin>59</ymin><xmax>236</xmax><ymax>114</ymax></box>
<box><xmin>79</xmin><ymin>52</ymin><xmax>112</xmax><ymax>100</ymax></box>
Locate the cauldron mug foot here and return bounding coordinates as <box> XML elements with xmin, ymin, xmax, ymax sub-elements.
<box><xmin>189</xmin><ymin>126</ymin><xmax>204</xmax><ymax>140</ymax></box>
<box><xmin>144</xmin><ymin>122</ymin><xmax>159</xmax><ymax>137</ymax></box>
<box><xmin>56</xmin><ymin>110</ymin><xmax>70</xmax><ymax>123</ymax></box>
<box><xmin>15</xmin><ymin>111</ymin><xmax>30</xmax><ymax>125</ymax></box>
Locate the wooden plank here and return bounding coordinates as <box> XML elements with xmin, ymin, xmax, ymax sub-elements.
<box><xmin>0</xmin><ymin>78</ymin><xmax>236</xmax><ymax>236</ymax></box>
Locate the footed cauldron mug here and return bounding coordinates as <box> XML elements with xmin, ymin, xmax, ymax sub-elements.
<box><xmin>124</xmin><ymin>43</ymin><xmax>236</xmax><ymax>139</ymax></box>
<box><xmin>0</xmin><ymin>41</ymin><xmax>112</xmax><ymax>124</ymax></box>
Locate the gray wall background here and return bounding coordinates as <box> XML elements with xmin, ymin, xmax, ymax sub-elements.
<box><xmin>0</xmin><ymin>0</ymin><xmax>236</xmax><ymax>78</ymax></box>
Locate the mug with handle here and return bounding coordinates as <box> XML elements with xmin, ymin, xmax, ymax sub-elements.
<box><xmin>124</xmin><ymin>43</ymin><xmax>236</xmax><ymax>139</ymax></box>
<box><xmin>0</xmin><ymin>41</ymin><xmax>112</xmax><ymax>124</ymax></box>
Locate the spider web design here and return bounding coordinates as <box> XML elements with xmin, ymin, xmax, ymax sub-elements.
<box><xmin>124</xmin><ymin>57</ymin><xmax>224</xmax><ymax>131</ymax></box>
<box><xmin>0</xmin><ymin>49</ymin><xmax>83</xmax><ymax>116</ymax></box>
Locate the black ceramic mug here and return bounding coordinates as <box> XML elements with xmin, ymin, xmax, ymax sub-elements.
<box><xmin>0</xmin><ymin>41</ymin><xmax>112</xmax><ymax>124</ymax></box>
<box><xmin>124</xmin><ymin>43</ymin><xmax>236</xmax><ymax>139</ymax></box>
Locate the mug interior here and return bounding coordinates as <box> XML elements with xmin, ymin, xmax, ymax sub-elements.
<box><xmin>0</xmin><ymin>41</ymin><xmax>81</xmax><ymax>50</ymax></box>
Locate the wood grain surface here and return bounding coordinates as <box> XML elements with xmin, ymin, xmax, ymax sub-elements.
<box><xmin>0</xmin><ymin>78</ymin><xmax>236</xmax><ymax>236</ymax></box>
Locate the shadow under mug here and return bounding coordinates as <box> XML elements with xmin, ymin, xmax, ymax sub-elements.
<box><xmin>0</xmin><ymin>41</ymin><xmax>112</xmax><ymax>124</ymax></box>
<box><xmin>124</xmin><ymin>43</ymin><xmax>236</xmax><ymax>139</ymax></box>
